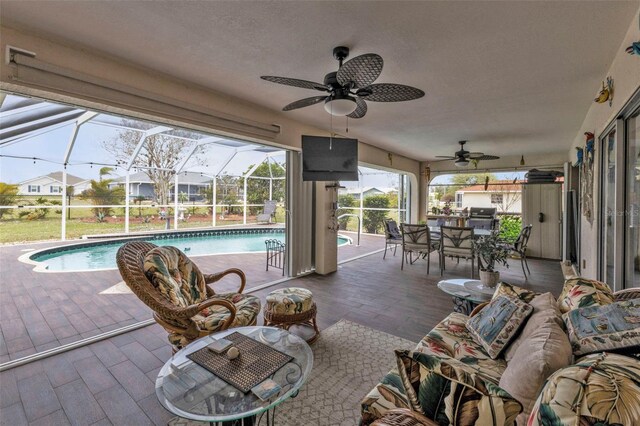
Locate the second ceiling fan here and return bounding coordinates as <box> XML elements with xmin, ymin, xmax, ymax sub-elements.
<box><xmin>261</xmin><ymin>46</ymin><xmax>424</xmax><ymax>118</ymax></box>
<box><xmin>435</xmin><ymin>141</ymin><xmax>500</xmax><ymax>167</ymax></box>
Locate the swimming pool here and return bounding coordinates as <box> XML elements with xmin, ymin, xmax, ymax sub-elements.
<box><xmin>25</xmin><ymin>228</ymin><xmax>351</xmax><ymax>272</ymax></box>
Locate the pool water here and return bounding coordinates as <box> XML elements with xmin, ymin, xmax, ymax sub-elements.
<box><xmin>29</xmin><ymin>230</ymin><xmax>351</xmax><ymax>272</ymax></box>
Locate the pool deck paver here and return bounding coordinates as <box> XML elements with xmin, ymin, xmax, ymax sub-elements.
<box><xmin>0</xmin><ymin>231</ymin><xmax>381</xmax><ymax>358</ymax></box>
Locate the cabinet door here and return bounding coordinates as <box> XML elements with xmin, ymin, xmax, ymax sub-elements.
<box><xmin>522</xmin><ymin>185</ymin><xmax>541</xmax><ymax>257</ymax></box>
<box><xmin>539</xmin><ymin>184</ymin><xmax>562</xmax><ymax>260</ymax></box>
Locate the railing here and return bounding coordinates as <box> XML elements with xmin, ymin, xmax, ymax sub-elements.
<box><xmin>337</xmin><ymin>213</ymin><xmax>361</xmax><ymax>246</ymax></box>
<box><xmin>265</xmin><ymin>239</ymin><xmax>286</xmax><ymax>275</ymax></box>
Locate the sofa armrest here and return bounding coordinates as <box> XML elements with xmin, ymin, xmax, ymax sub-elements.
<box><xmin>371</xmin><ymin>409</ymin><xmax>439</xmax><ymax>426</ymax></box>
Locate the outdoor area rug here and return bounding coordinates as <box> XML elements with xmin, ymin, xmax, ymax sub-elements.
<box><xmin>169</xmin><ymin>319</ymin><xmax>416</xmax><ymax>426</ymax></box>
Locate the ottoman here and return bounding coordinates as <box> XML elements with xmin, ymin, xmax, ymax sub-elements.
<box><xmin>263</xmin><ymin>287</ymin><xmax>319</xmax><ymax>344</ymax></box>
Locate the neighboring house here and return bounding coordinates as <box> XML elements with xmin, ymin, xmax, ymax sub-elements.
<box><xmin>17</xmin><ymin>172</ymin><xmax>89</xmax><ymax>196</ymax></box>
<box><xmin>109</xmin><ymin>171</ymin><xmax>213</xmax><ymax>201</ymax></box>
<box><xmin>344</xmin><ymin>186</ymin><xmax>397</xmax><ymax>198</ymax></box>
<box><xmin>454</xmin><ymin>181</ymin><xmax>522</xmax><ymax>213</ymax></box>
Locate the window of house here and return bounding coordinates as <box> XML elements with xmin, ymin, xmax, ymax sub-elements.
<box><xmin>490</xmin><ymin>194</ymin><xmax>503</xmax><ymax>204</ymax></box>
<box><xmin>455</xmin><ymin>193</ymin><xmax>463</xmax><ymax>208</ymax></box>
<box><xmin>28</xmin><ymin>185</ymin><xmax>40</xmax><ymax>193</ymax></box>
<box><xmin>50</xmin><ymin>185</ymin><xmax>62</xmax><ymax>193</ymax></box>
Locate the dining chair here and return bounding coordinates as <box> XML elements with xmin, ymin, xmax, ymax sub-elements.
<box><xmin>400</xmin><ymin>223</ymin><xmax>440</xmax><ymax>274</ymax></box>
<box><xmin>440</xmin><ymin>226</ymin><xmax>476</xmax><ymax>278</ymax></box>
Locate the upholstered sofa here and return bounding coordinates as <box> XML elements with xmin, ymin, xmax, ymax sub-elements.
<box><xmin>360</xmin><ymin>280</ymin><xmax>640</xmax><ymax>426</ymax></box>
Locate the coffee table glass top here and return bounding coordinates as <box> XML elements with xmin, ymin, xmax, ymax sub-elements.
<box><xmin>437</xmin><ymin>279</ymin><xmax>495</xmax><ymax>304</ymax></box>
<box><xmin>155</xmin><ymin>326</ymin><xmax>313</xmax><ymax>422</ymax></box>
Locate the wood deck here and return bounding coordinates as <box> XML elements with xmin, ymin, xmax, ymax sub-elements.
<box><xmin>0</xmin><ymin>236</ymin><xmax>565</xmax><ymax>425</ymax></box>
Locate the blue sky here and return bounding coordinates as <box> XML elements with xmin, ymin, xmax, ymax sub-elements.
<box><xmin>0</xmin><ymin>115</ymin><xmax>282</xmax><ymax>184</ymax></box>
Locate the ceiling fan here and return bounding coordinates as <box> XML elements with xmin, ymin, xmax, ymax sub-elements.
<box><xmin>261</xmin><ymin>46</ymin><xmax>424</xmax><ymax>119</ymax></box>
<box><xmin>434</xmin><ymin>141</ymin><xmax>500</xmax><ymax>167</ymax></box>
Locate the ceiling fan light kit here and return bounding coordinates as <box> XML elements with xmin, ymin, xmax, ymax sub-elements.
<box><xmin>455</xmin><ymin>158</ymin><xmax>470</xmax><ymax>167</ymax></box>
<box><xmin>261</xmin><ymin>46</ymin><xmax>424</xmax><ymax>119</ymax></box>
<box><xmin>324</xmin><ymin>93</ymin><xmax>357</xmax><ymax>115</ymax></box>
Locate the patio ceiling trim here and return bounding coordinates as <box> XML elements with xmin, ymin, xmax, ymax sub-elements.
<box><xmin>8</xmin><ymin>49</ymin><xmax>282</xmax><ymax>139</ymax></box>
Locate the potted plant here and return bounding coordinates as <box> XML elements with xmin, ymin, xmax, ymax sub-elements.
<box><xmin>441</xmin><ymin>201</ymin><xmax>452</xmax><ymax>216</ymax></box>
<box><xmin>473</xmin><ymin>233</ymin><xmax>510</xmax><ymax>288</ymax></box>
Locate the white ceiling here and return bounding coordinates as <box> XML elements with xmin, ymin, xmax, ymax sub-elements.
<box><xmin>1</xmin><ymin>1</ymin><xmax>638</xmax><ymax>161</ymax></box>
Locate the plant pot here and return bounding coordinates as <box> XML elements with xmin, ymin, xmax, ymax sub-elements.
<box><xmin>479</xmin><ymin>270</ymin><xmax>500</xmax><ymax>288</ymax></box>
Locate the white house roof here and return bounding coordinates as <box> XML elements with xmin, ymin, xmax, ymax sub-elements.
<box><xmin>344</xmin><ymin>186</ymin><xmax>398</xmax><ymax>195</ymax></box>
<box><xmin>455</xmin><ymin>181</ymin><xmax>523</xmax><ymax>194</ymax></box>
<box><xmin>111</xmin><ymin>171</ymin><xmax>211</xmax><ymax>185</ymax></box>
<box><xmin>18</xmin><ymin>172</ymin><xmax>86</xmax><ymax>186</ymax></box>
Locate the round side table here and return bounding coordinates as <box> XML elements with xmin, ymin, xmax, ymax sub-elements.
<box><xmin>263</xmin><ymin>288</ymin><xmax>320</xmax><ymax>344</ymax></box>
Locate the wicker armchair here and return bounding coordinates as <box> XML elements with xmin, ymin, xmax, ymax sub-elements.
<box><xmin>116</xmin><ymin>241</ymin><xmax>260</xmax><ymax>351</ymax></box>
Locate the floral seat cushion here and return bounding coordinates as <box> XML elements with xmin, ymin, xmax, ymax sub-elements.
<box><xmin>528</xmin><ymin>352</ymin><xmax>640</xmax><ymax>426</ymax></box>
<box><xmin>196</xmin><ymin>292</ymin><xmax>261</xmax><ymax>331</ymax></box>
<box><xmin>418</xmin><ymin>312</ymin><xmax>507</xmax><ymax>381</ymax></box>
<box><xmin>144</xmin><ymin>246</ymin><xmax>208</xmax><ymax>308</ymax></box>
<box><xmin>265</xmin><ymin>287</ymin><xmax>314</xmax><ymax>315</ymax></box>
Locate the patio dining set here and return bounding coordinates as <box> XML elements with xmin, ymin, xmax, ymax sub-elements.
<box><xmin>383</xmin><ymin>208</ymin><xmax>533</xmax><ymax>278</ymax></box>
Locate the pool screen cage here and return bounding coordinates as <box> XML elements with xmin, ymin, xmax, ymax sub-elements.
<box><xmin>0</xmin><ymin>93</ymin><xmax>287</xmax><ymax>241</ymax></box>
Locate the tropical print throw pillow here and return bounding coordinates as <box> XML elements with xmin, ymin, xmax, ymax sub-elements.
<box><xmin>564</xmin><ymin>298</ymin><xmax>640</xmax><ymax>355</ymax></box>
<box><xmin>557</xmin><ymin>277</ymin><xmax>614</xmax><ymax>314</ymax></box>
<box><xmin>491</xmin><ymin>281</ymin><xmax>538</xmax><ymax>303</ymax></box>
<box><xmin>466</xmin><ymin>295</ymin><xmax>533</xmax><ymax>359</ymax></box>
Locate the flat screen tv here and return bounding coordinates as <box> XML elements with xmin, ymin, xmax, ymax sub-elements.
<box><xmin>302</xmin><ymin>135</ymin><xmax>358</xmax><ymax>181</ymax></box>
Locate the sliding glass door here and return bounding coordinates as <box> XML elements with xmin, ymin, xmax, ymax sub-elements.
<box><xmin>626</xmin><ymin>108</ymin><xmax>640</xmax><ymax>288</ymax></box>
<box><xmin>601</xmin><ymin>129</ymin><xmax>617</xmax><ymax>286</ymax></box>
<box><xmin>599</xmin><ymin>94</ymin><xmax>640</xmax><ymax>289</ymax></box>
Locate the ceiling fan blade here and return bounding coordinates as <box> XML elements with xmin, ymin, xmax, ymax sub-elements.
<box><xmin>261</xmin><ymin>76</ymin><xmax>327</xmax><ymax>91</ymax></box>
<box><xmin>467</xmin><ymin>152</ymin><xmax>484</xmax><ymax>158</ymax></box>
<box><xmin>473</xmin><ymin>155</ymin><xmax>500</xmax><ymax>161</ymax></box>
<box><xmin>347</xmin><ymin>98</ymin><xmax>368</xmax><ymax>119</ymax></box>
<box><xmin>434</xmin><ymin>156</ymin><xmax>456</xmax><ymax>159</ymax></box>
<box><xmin>359</xmin><ymin>83</ymin><xmax>425</xmax><ymax>102</ymax></box>
<box><xmin>282</xmin><ymin>96</ymin><xmax>328</xmax><ymax>111</ymax></box>
<box><xmin>336</xmin><ymin>54</ymin><xmax>383</xmax><ymax>89</ymax></box>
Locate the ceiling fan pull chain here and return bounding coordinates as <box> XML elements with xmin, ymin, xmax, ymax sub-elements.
<box><xmin>329</xmin><ymin>106</ymin><xmax>333</xmax><ymax>150</ymax></box>
<box><xmin>346</xmin><ymin>116</ymin><xmax>349</xmax><ymax>133</ymax></box>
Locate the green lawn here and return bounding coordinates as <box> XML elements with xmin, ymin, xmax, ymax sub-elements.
<box><xmin>0</xmin><ymin>206</ymin><xmax>287</xmax><ymax>244</ymax></box>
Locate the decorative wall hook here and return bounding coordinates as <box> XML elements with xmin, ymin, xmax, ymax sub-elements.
<box><xmin>594</xmin><ymin>77</ymin><xmax>614</xmax><ymax>107</ymax></box>
<box><xmin>422</xmin><ymin>166</ymin><xmax>431</xmax><ymax>183</ymax></box>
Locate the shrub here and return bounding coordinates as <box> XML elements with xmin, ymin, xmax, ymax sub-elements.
<box><xmin>337</xmin><ymin>194</ymin><xmax>356</xmax><ymax>230</ymax></box>
<box><xmin>363</xmin><ymin>195</ymin><xmax>390</xmax><ymax>234</ymax></box>
<box><xmin>499</xmin><ymin>215</ymin><xmax>522</xmax><ymax>244</ymax></box>
<box><xmin>0</xmin><ymin>182</ymin><xmax>19</xmax><ymax>219</ymax></box>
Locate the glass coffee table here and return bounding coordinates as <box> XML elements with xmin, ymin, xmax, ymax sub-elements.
<box><xmin>437</xmin><ymin>279</ymin><xmax>495</xmax><ymax>315</ymax></box>
<box><xmin>156</xmin><ymin>326</ymin><xmax>313</xmax><ymax>425</ymax></box>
